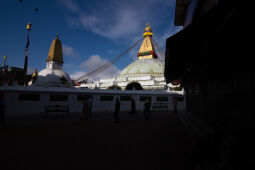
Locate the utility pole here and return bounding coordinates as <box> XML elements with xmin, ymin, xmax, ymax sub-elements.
<box><xmin>23</xmin><ymin>22</ymin><xmax>31</xmax><ymax>86</ymax></box>
<box><xmin>3</xmin><ymin>56</ymin><xmax>7</xmax><ymax>71</ymax></box>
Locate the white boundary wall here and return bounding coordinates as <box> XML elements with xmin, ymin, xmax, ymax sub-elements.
<box><xmin>0</xmin><ymin>86</ymin><xmax>186</xmax><ymax>116</ymax></box>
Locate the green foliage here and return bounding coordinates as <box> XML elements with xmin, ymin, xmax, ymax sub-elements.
<box><xmin>173</xmin><ymin>86</ymin><xmax>183</xmax><ymax>91</ymax></box>
<box><xmin>107</xmin><ymin>85</ymin><xmax>121</xmax><ymax>90</ymax></box>
<box><xmin>125</xmin><ymin>82</ymin><xmax>143</xmax><ymax>90</ymax></box>
<box><xmin>60</xmin><ymin>76</ymin><xmax>67</xmax><ymax>85</ymax></box>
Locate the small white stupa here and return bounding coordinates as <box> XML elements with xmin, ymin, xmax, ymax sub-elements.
<box><xmin>34</xmin><ymin>35</ymin><xmax>72</xmax><ymax>87</ymax></box>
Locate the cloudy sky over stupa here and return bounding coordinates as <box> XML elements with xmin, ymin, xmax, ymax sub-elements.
<box><xmin>0</xmin><ymin>0</ymin><xmax>182</xmax><ymax>81</ymax></box>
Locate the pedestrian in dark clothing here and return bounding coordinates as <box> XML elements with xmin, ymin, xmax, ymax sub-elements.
<box><xmin>144</xmin><ymin>98</ymin><xmax>151</xmax><ymax>120</ymax></box>
<box><xmin>88</xmin><ymin>97</ymin><xmax>93</xmax><ymax>118</ymax></box>
<box><xmin>81</xmin><ymin>98</ymin><xmax>89</xmax><ymax>120</ymax></box>
<box><xmin>129</xmin><ymin>98</ymin><xmax>136</xmax><ymax>116</ymax></box>
<box><xmin>173</xmin><ymin>98</ymin><xmax>178</xmax><ymax>113</ymax></box>
<box><xmin>0</xmin><ymin>98</ymin><xmax>5</xmax><ymax>127</ymax></box>
<box><xmin>114</xmin><ymin>98</ymin><xmax>120</xmax><ymax>123</ymax></box>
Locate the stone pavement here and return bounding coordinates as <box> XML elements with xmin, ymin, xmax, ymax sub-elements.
<box><xmin>176</xmin><ymin>112</ymin><xmax>215</xmax><ymax>146</ymax></box>
<box><xmin>0</xmin><ymin>111</ymin><xmax>194</xmax><ymax>170</ymax></box>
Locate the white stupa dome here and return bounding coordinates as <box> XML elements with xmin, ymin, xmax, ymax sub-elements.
<box><xmin>36</xmin><ymin>69</ymin><xmax>72</xmax><ymax>86</ymax></box>
<box><xmin>119</xmin><ymin>58</ymin><xmax>164</xmax><ymax>78</ymax></box>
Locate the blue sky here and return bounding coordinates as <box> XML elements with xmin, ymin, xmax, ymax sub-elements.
<box><xmin>0</xmin><ymin>0</ymin><xmax>182</xmax><ymax>81</ymax></box>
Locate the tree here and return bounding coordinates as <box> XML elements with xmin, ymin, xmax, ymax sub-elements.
<box><xmin>107</xmin><ymin>85</ymin><xmax>121</xmax><ymax>90</ymax></box>
<box><xmin>125</xmin><ymin>82</ymin><xmax>143</xmax><ymax>90</ymax></box>
<box><xmin>173</xmin><ymin>86</ymin><xmax>183</xmax><ymax>91</ymax></box>
<box><xmin>60</xmin><ymin>76</ymin><xmax>67</xmax><ymax>85</ymax></box>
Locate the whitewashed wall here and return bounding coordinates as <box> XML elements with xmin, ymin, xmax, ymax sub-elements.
<box><xmin>1</xmin><ymin>87</ymin><xmax>186</xmax><ymax>116</ymax></box>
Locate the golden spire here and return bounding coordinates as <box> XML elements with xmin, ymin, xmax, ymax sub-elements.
<box><xmin>32</xmin><ymin>68</ymin><xmax>38</xmax><ymax>78</ymax></box>
<box><xmin>138</xmin><ymin>22</ymin><xmax>157</xmax><ymax>59</ymax></box>
<box><xmin>27</xmin><ymin>22</ymin><xmax>32</xmax><ymax>31</ymax></box>
<box><xmin>46</xmin><ymin>35</ymin><xmax>63</xmax><ymax>63</ymax></box>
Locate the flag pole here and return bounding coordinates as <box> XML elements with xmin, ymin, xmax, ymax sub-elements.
<box><xmin>23</xmin><ymin>22</ymin><xmax>31</xmax><ymax>86</ymax></box>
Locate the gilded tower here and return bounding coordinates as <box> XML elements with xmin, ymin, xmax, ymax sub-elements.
<box><xmin>46</xmin><ymin>35</ymin><xmax>64</xmax><ymax>70</ymax></box>
<box><xmin>137</xmin><ymin>22</ymin><xmax>158</xmax><ymax>59</ymax></box>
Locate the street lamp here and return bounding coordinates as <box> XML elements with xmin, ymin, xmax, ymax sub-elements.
<box><xmin>3</xmin><ymin>56</ymin><xmax>7</xmax><ymax>71</ymax></box>
<box><xmin>23</xmin><ymin>22</ymin><xmax>31</xmax><ymax>86</ymax></box>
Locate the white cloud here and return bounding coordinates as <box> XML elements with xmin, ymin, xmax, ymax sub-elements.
<box><xmin>80</xmin><ymin>14</ymin><xmax>99</xmax><ymax>28</ymax></box>
<box><xmin>80</xmin><ymin>55</ymin><xmax>108</xmax><ymax>70</ymax></box>
<box><xmin>63</xmin><ymin>63</ymin><xmax>74</xmax><ymax>74</ymax></box>
<box><xmin>88</xmin><ymin>66</ymin><xmax>120</xmax><ymax>82</ymax></box>
<box><xmin>108</xmin><ymin>50</ymin><xmax>115</xmax><ymax>54</ymax></box>
<box><xmin>66</xmin><ymin>17</ymin><xmax>81</xmax><ymax>28</ymax></box>
<box><xmin>58</xmin><ymin>0</ymin><xmax>80</xmax><ymax>13</ymax></box>
<box><xmin>71</xmin><ymin>55</ymin><xmax>121</xmax><ymax>82</ymax></box>
<box><xmin>59</xmin><ymin>0</ymin><xmax>176</xmax><ymax>40</ymax></box>
<box><xmin>59</xmin><ymin>0</ymin><xmax>180</xmax><ymax>62</ymax></box>
<box><xmin>62</xmin><ymin>44</ymin><xmax>79</xmax><ymax>58</ymax></box>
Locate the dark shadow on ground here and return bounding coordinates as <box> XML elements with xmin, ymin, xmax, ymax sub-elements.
<box><xmin>0</xmin><ymin>111</ymin><xmax>193</xmax><ymax>170</ymax></box>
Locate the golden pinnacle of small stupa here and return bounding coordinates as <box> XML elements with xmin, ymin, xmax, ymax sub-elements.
<box><xmin>46</xmin><ymin>35</ymin><xmax>64</xmax><ymax>63</ymax></box>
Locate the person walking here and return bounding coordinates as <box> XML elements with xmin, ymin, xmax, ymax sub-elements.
<box><xmin>81</xmin><ymin>98</ymin><xmax>89</xmax><ymax>120</ymax></box>
<box><xmin>88</xmin><ymin>97</ymin><xmax>93</xmax><ymax>118</ymax></box>
<box><xmin>144</xmin><ymin>98</ymin><xmax>151</xmax><ymax>120</ymax></box>
<box><xmin>129</xmin><ymin>98</ymin><xmax>137</xmax><ymax>116</ymax></box>
<box><xmin>173</xmin><ymin>98</ymin><xmax>178</xmax><ymax>113</ymax></box>
<box><xmin>0</xmin><ymin>97</ymin><xmax>5</xmax><ymax>127</ymax></box>
<box><xmin>131</xmin><ymin>98</ymin><xmax>137</xmax><ymax>115</ymax></box>
<box><xmin>114</xmin><ymin>98</ymin><xmax>120</xmax><ymax>123</ymax></box>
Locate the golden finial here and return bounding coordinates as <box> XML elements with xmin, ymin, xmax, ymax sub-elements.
<box><xmin>146</xmin><ymin>22</ymin><xmax>150</xmax><ymax>27</ymax></box>
<box><xmin>3</xmin><ymin>56</ymin><xmax>7</xmax><ymax>60</ymax></box>
<box><xmin>144</xmin><ymin>22</ymin><xmax>152</xmax><ymax>32</ymax></box>
<box><xmin>27</xmin><ymin>22</ymin><xmax>32</xmax><ymax>30</ymax></box>
<box><xmin>32</xmin><ymin>68</ymin><xmax>38</xmax><ymax>77</ymax></box>
<box><xmin>143</xmin><ymin>22</ymin><xmax>153</xmax><ymax>37</ymax></box>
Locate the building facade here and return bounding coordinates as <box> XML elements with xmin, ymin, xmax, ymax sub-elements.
<box><xmin>165</xmin><ymin>0</ymin><xmax>252</xmax><ymax>169</ymax></box>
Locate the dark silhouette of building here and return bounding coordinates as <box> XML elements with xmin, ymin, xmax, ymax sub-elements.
<box><xmin>0</xmin><ymin>66</ymin><xmax>33</xmax><ymax>86</ymax></box>
<box><xmin>165</xmin><ymin>0</ymin><xmax>253</xmax><ymax>169</ymax></box>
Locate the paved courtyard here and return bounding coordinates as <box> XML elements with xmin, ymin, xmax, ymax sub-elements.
<box><xmin>0</xmin><ymin>111</ymin><xmax>193</xmax><ymax>170</ymax></box>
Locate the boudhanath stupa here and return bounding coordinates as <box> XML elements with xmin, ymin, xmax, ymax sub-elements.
<box><xmin>81</xmin><ymin>23</ymin><xmax>167</xmax><ymax>90</ymax></box>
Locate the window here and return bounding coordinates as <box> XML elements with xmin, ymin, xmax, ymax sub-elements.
<box><xmin>120</xmin><ymin>96</ymin><xmax>131</xmax><ymax>101</ymax></box>
<box><xmin>100</xmin><ymin>96</ymin><xmax>113</xmax><ymax>101</ymax></box>
<box><xmin>50</xmin><ymin>95</ymin><xmax>68</xmax><ymax>101</ymax></box>
<box><xmin>19</xmin><ymin>94</ymin><xmax>40</xmax><ymax>101</ymax></box>
<box><xmin>156</xmin><ymin>96</ymin><xmax>168</xmax><ymax>102</ymax></box>
<box><xmin>77</xmin><ymin>95</ymin><xmax>93</xmax><ymax>101</ymax></box>
<box><xmin>140</xmin><ymin>96</ymin><xmax>152</xmax><ymax>101</ymax></box>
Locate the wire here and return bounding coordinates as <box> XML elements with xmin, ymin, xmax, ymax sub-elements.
<box><xmin>74</xmin><ymin>38</ymin><xmax>143</xmax><ymax>83</ymax></box>
<box><xmin>151</xmin><ymin>38</ymin><xmax>165</xmax><ymax>59</ymax></box>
